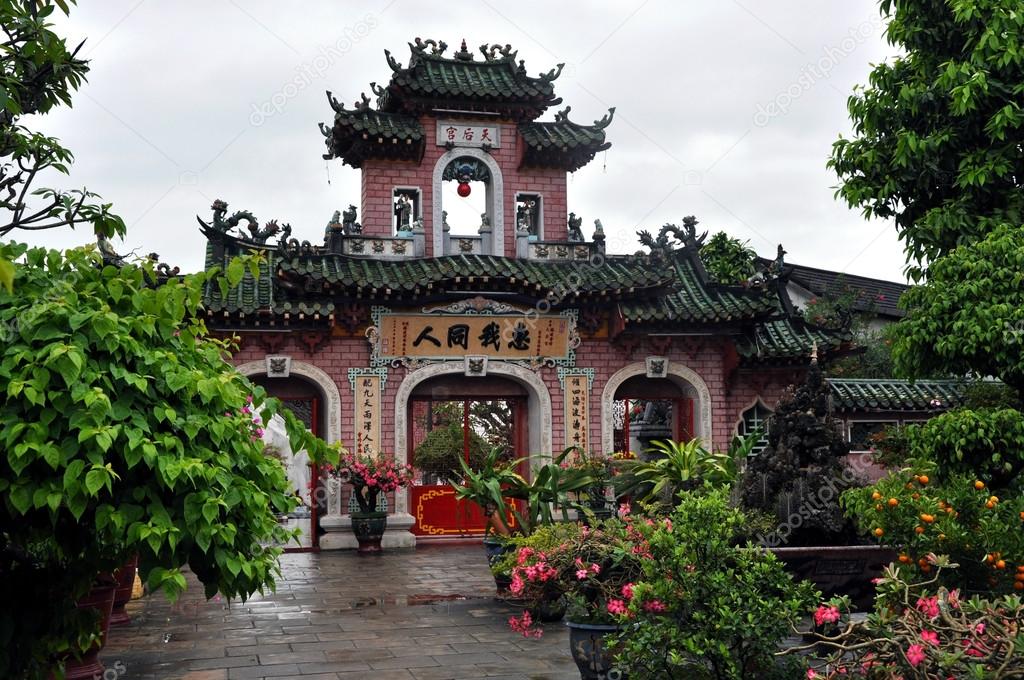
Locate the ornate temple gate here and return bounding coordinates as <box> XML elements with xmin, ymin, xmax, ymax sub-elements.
<box><xmin>407</xmin><ymin>377</ymin><xmax>527</xmax><ymax>536</ymax></box>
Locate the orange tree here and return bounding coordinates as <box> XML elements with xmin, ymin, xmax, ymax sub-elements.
<box><xmin>842</xmin><ymin>462</ymin><xmax>1024</xmax><ymax>594</ymax></box>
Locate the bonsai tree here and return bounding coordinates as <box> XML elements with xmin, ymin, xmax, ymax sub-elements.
<box><xmin>740</xmin><ymin>357</ymin><xmax>862</xmax><ymax>545</ymax></box>
<box><xmin>0</xmin><ymin>243</ymin><xmax>334</xmax><ymax>679</ymax></box>
<box><xmin>413</xmin><ymin>422</ymin><xmax>489</xmax><ymax>484</ymax></box>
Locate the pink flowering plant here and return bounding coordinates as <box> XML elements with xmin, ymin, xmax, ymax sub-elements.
<box><xmin>326</xmin><ymin>450</ymin><xmax>414</xmax><ymax>514</ymax></box>
<box><xmin>502</xmin><ymin>518</ymin><xmax>644</xmax><ymax>637</ymax></box>
<box><xmin>788</xmin><ymin>555</ymin><xmax>1024</xmax><ymax>678</ymax></box>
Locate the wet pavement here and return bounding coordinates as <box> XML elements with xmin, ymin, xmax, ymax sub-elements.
<box><xmin>103</xmin><ymin>543</ymin><xmax>579</xmax><ymax>680</ymax></box>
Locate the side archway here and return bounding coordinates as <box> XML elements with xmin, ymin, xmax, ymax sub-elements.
<box><xmin>431</xmin><ymin>147</ymin><xmax>505</xmax><ymax>256</ymax></box>
<box><xmin>393</xmin><ymin>361</ymin><xmax>552</xmax><ymax>514</ymax></box>
<box><xmin>235</xmin><ymin>360</ymin><xmax>342</xmax><ymax>446</ymax></box>
<box><xmin>601</xmin><ymin>362</ymin><xmax>713</xmax><ymax>453</ymax></box>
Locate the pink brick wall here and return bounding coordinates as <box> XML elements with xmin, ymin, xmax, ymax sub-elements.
<box><xmin>231</xmin><ymin>332</ymin><xmax>803</xmax><ymax>458</ymax></box>
<box><xmin>357</xmin><ymin>115</ymin><xmax>570</xmax><ymax>255</ymax></box>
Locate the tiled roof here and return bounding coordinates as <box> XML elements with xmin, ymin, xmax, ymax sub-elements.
<box><xmin>377</xmin><ymin>40</ymin><xmax>563</xmax><ymax>119</ymax></box>
<box><xmin>519</xmin><ymin>108</ymin><xmax>614</xmax><ymax>171</ymax></box>
<box><xmin>770</xmin><ymin>260</ymin><xmax>909</xmax><ymax>318</ymax></box>
<box><xmin>827</xmin><ymin>378</ymin><xmax>967</xmax><ymax>412</ymax></box>
<box><xmin>277</xmin><ymin>253</ymin><xmax>672</xmax><ymax>299</ymax></box>
<box><xmin>320</xmin><ymin>105</ymin><xmax>424</xmax><ymax>168</ymax></box>
<box><xmin>735</xmin><ymin>317</ymin><xmax>851</xmax><ymax>363</ymax></box>
<box><xmin>619</xmin><ymin>254</ymin><xmax>777</xmax><ymax>324</ymax></box>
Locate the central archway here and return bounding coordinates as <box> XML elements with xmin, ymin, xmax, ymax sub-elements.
<box><xmin>393</xmin><ymin>361</ymin><xmax>552</xmax><ymax>516</ymax></box>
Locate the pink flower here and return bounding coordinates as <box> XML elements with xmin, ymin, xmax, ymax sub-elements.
<box><xmin>806</xmin><ymin>671</ymin><xmax>818</xmax><ymax>679</ymax></box>
<box><xmin>642</xmin><ymin>599</ymin><xmax>666</xmax><ymax>613</ymax></box>
<box><xmin>576</xmin><ymin>569</ymin><xmax>589</xmax><ymax>580</ymax></box>
<box><xmin>621</xmin><ymin>583</ymin><xmax>634</xmax><ymax>599</ymax></box>
<box><xmin>974</xmin><ymin>622</ymin><xmax>986</xmax><ymax>635</ymax></box>
<box><xmin>906</xmin><ymin>643</ymin><xmax>926</xmax><ymax>667</ymax></box>
<box><xmin>606</xmin><ymin>599</ymin><xmax>628</xmax><ymax>615</ymax></box>
<box><xmin>920</xmin><ymin>630</ymin><xmax>939</xmax><ymax>646</ymax></box>
<box><xmin>589</xmin><ymin>563</ymin><xmax>601</xmax><ymax>575</ymax></box>
<box><xmin>663</xmin><ymin>518</ymin><xmax>673</xmax><ymax>532</ymax></box>
<box><xmin>916</xmin><ymin>596</ymin><xmax>940</xmax><ymax>618</ymax></box>
<box><xmin>618</xmin><ymin>502</ymin><xmax>631</xmax><ymax>517</ymax></box>
<box><xmin>813</xmin><ymin>605</ymin><xmax>840</xmax><ymax>626</ymax></box>
<box><xmin>947</xmin><ymin>589</ymin><xmax>960</xmax><ymax>609</ymax></box>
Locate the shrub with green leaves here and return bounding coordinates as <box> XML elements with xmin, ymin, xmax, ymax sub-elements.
<box><xmin>611</xmin><ymin>489</ymin><xmax>817</xmax><ymax>679</ymax></box>
<box><xmin>0</xmin><ymin>242</ymin><xmax>333</xmax><ymax>679</ymax></box>
<box><xmin>698</xmin><ymin>231</ymin><xmax>756</xmax><ymax>285</ymax></box>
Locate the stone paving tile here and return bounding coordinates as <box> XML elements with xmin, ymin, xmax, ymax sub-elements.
<box><xmin>102</xmin><ymin>545</ymin><xmax>576</xmax><ymax>680</ymax></box>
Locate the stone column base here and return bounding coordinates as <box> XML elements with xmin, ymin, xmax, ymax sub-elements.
<box><xmin>319</xmin><ymin>512</ymin><xmax>417</xmax><ymax>550</ymax></box>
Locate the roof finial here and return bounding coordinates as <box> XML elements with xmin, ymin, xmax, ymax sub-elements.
<box><xmin>810</xmin><ymin>341</ymin><xmax>819</xmax><ymax>365</ymax></box>
<box><xmin>455</xmin><ymin>38</ymin><xmax>473</xmax><ymax>61</ymax></box>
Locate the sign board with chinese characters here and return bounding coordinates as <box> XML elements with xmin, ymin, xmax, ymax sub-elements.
<box><xmin>435</xmin><ymin>121</ymin><xmax>501</xmax><ymax>148</ymax></box>
<box><xmin>377</xmin><ymin>313</ymin><xmax>571</xmax><ymax>362</ymax></box>
<box><xmin>563</xmin><ymin>373</ymin><xmax>591</xmax><ymax>452</ymax></box>
<box><xmin>352</xmin><ymin>374</ymin><xmax>382</xmax><ymax>457</ymax></box>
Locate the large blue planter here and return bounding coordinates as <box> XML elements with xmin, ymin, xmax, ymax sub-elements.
<box><xmin>565</xmin><ymin>620</ymin><xmax>625</xmax><ymax>680</ymax></box>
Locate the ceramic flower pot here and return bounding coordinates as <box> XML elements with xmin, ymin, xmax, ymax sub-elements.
<box><xmin>529</xmin><ymin>595</ymin><xmax>567</xmax><ymax>623</ymax></box>
<box><xmin>482</xmin><ymin>536</ymin><xmax>514</xmax><ymax>593</ymax></box>
<box><xmin>109</xmin><ymin>554</ymin><xmax>139</xmax><ymax>626</ymax></box>
<box><xmin>60</xmin><ymin>579</ymin><xmax>117</xmax><ymax>680</ymax></box>
<box><xmin>350</xmin><ymin>511</ymin><xmax>388</xmax><ymax>554</ymax></box>
<box><xmin>565</xmin><ymin>620</ymin><xmax>625</xmax><ymax>680</ymax></box>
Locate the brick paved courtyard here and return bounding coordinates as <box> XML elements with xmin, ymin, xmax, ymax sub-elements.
<box><xmin>103</xmin><ymin>544</ymin><xmax>579</xmax><ymax>680</ymax></box>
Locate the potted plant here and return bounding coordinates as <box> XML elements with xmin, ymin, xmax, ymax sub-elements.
<box><xmin>109</xmin><ymin>554</ymin><xmax>139</xmax><ymax>626</ymax></box>
<box><xmin>327</xmin><ymin>450</ymin><xmax>414</xmax><ymax>553</ymax></box>
<box><xmin>502</xmin><ymin>516</ymin><xmax>643</xmax><ymax>680</ymax></box>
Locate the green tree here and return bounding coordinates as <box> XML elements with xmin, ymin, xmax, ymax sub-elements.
<box><xmin>830</xmin><ymin>0</ymin><xmax>1024</xmax><ymax>399</ymax></box>
<box><xmin>0</xmin><ymin>243</ymin><xmax>335</xmax><ymax>678</ymax></box>
<box><xmin>698</xmin><ymin>231</ymin><xmax>756</xmax><ymax>285</ymax></box>
<box><xmin>0</xmin><ymin>0</ymin><xmax>125</xmax><ymax>290</ymax></box>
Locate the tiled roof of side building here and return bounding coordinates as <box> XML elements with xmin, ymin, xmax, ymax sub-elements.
<box><xmin>735</xmin><ymin>317</ymin><xmax>852</xmax><ymax>364</ymax></box>
<box><xmin>320</xmin><ymin>98</ymin><xmax>425</xmax><ymax>168</ymax></box>
<box><xmin>827</xmin><ymin>378</ymin><xmax>967</xmax><ymax>412</ymax></box>
<box><xmin>768</xmin><ymin>259</ymin><xmax>909</xmax><ymax>318</ymax></box>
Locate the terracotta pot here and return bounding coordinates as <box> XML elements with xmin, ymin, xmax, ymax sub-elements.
<box><xmin>61</xmin><ymin>580</ymin><xmax>116</xmax><ymax>680</ymax></box>
<box><xmin>110</xmin><ymin>554</ymin><xmax>139</xmax><ymax>626</ymax></box>
<box><xmin>351</xmin><ymin>511</ymin><xmax>388</xmax><ymax>554</ymax></box>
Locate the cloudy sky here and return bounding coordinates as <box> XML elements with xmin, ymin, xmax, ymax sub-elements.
<box><xmin>27</xmin><ymin>0</ymin><xmax>907</xmax><ymax>282</ymax></box>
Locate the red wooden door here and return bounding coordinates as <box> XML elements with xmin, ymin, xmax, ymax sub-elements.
<box><xmin>409</xmin><ymin>397</ymin><xmax>523</xmax><ymax>537</ymax></box>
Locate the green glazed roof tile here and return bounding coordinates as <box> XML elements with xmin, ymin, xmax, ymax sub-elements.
<box><xmin>827</xmin><ymin>379</ymin><xmax>968</xmax><ymax>412</ymax></box>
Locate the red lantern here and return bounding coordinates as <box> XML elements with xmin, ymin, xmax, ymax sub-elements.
<box><xmin>457</xmin><ymin>182</ymin><xmax>471</xmax><ymax>197</ymax></box>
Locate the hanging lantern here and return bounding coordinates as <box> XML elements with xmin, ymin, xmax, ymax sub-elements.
<box><xmin>457</xmin><ymin>181</ymin><xmax>471</xmax><ymax>197</ymax></box>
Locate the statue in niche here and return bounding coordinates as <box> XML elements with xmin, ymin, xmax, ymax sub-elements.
<box><xmin>441</xmin><ymin>210</ymin><xmax>451</xmax><ymax>232</ymax></box>
<box><xmin>479</xmin><ymin>212</ymin><xmax>491</xmax><ymax>232</ymax></box>
<box><xmin>567</xmin><ymin>212</ymin><xmax>584</xmax><ymax>242</ymax></box>
<box><xmin>516</xmin><ymin>199</ymin><xmax>536</xmax><ymax>235</ymax></box>
<box><xmin>394</xmin><ymin>194</ymin><xmax>412</xmax><ymax>231</ymax></box>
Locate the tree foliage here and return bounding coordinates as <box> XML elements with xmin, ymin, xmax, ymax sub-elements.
<box><xmin>0</xmin><ymin>242</ymin><xmax>334</xmax><ymax>678</ymax></box>
<box><xmin>829</xmin><ymin>0</ymin><xmax>1024</xmax><ymax>274</ymax></box>
<box><xmin>698</xmin><ymin>231</ymin><xmax>756</xmax><ymax>285</ymax></box>
<box><xmin>0</xmin><ymin>0</ymin><xmax>126</xmax><ymax>291</ymax></box>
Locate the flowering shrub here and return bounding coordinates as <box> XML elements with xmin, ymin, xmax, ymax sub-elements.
<box><xmin>327</xmin><ymin>451</ymin><xmax>413</xmax><ymax>514</ymax></box>
<box><xmin>843</xmin><ymin>463</ymin><xmax>1024</xmax><ymax>593</ymax></box>
<box><xmin>610</xmin><ymin>489</ymin><xmax>817</xmax><ymax>679</ymax></box>
<box><xmin>502</xmin><ymin>518</ymin><xmax>644</xmax><ymax>637</ymax></box>
<box><xmin>794</xmin><ymin>557</ymin><xmax>1024</xmax><ymax>678</ymax></box>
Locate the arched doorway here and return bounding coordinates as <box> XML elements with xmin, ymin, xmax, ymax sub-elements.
<box><xmin>407</xmin><ymin>375</ymin><xmax>527</xmax><ymax>536</ymax></box>
<box><xmin>236</xmin><ymin>360</ymin><xmax>341</xmax><ymax>552</ymax></box>
<box><xmin>601</xmin><ymin>362</ymin><xmax>713</xmax><ymax>455</ymax></box>
<box><xmin>612</xmin><ymin>375</ymin><xmax>695</xmax><ymax>455</ymax></box>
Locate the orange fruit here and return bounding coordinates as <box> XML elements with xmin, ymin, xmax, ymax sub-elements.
<box><xmin>898</xmin><ymin>554</ymin><xmax>911</xmax><ymax>564</ymax></box>
<box><xmin>888</xmin><ymin>498</ymin><xmax>899</xmax><ymax>507</ymax></box>
<box><xmin>920</xmin><ymin>514</ymin><xmax>934</xmax><ymax>523</ymax></box>
<box><xmin>873</xmin><ymin>527</ymin><xmax>884</xmax><ymax>537</ymax></box>
<box><xmin>996</xmin><ymin>560</ymin><xmax>1006</xmax><ymax>570</ymax></box>
<box><xmin>1019</xmin><ymin>511</ymin><xmax>1024</xmax><ymax>521</ymax></box>
<box><xmin>938</xmin><ymin>534</ymin><xmax>946</xmax><ymax>540</ymax></box>
<box><xmin>920</xmin><ymin>564</ymin><xmax>932</xmax><ymax>573</ymax></box>
<box><xmin>1015</xmin><ymin>581</ymin><xmax>1024</xmax><ymax>591</ymax></box>
<box><xmin>918</xmin><ymin>475</ymin><xmax>929</xmax><ymax>485</ymax></box>
<box><xmin>987</xmin><ymin>554</ymin><xmax>996</xmax><ymax>564</ymax></box>
<box><xmin>915</xmin><ymin>526</ymin><xmax>925</xmax><ymax>535</ymax></box>
<box><xmin>1015</xmin><ymin>573</ymin><xmax>1024</xmax><ymax>582</ymax></box>
<box><xmin>905</xmin><ymin>483</ymin><xmax>914</xmax><ymax>490</ymax></box>
<box><xmin>975</xmin><ymin>480</ymin><xmax>986</xmax><ymax>490</ymax></box>
<box><xmin>1017</xmin><ymin>565</ymin><xmax>1024</xmax><ymax>573</ymax></box>
<box><xmin>986</xmin><ymin>501</ymin><xmax>996</xmax><ymax>509</ymax></box>
<box><xmin>872</xmin><ymin>491</ymin><xmax>882</xmax><ymax>500</ymax></box>
<box><xmin>875</xmin><ymin>504</ymin><xmax>884</xmax><ymax>512</ymax></box>
<box><xmin>989</xmin><ymin>496</ymin><xmax>999</xmax><ymax>503</ymax></box>
<box><xmin>912</xmin><ymin>493</ymin><xmax>921</xmax><ymax>500</ymax></box>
